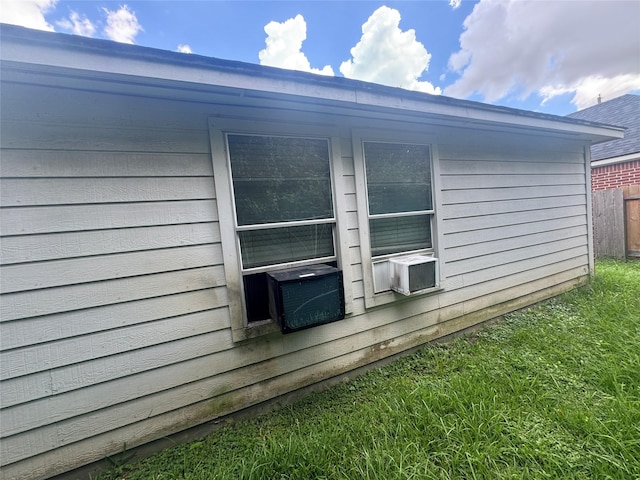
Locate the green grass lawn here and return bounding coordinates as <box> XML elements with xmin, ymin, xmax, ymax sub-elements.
<box><xmin>99</xmin><ymin>260</ymin><xmax>640</xmax><ymax>480</ymax></box>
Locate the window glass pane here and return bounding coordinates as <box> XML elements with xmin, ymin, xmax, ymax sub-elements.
<box><xmin>228</xmin><ymin>135</ymin><xmax>333</xmax><ymax>225</ymax></box>
<box><xmin>239</xmin><ymin>224</ymin><xmax>334</xmax><ymax>269</ymax></box>
<box><xmin>364</xmin><ymin>142</ymin><xmax>432</xmax><ymax>215</ymax></box>
<box><xmin>369</xmin><ymin>215</ymin><xmax>431</xmax><ymax>257</ymax></box>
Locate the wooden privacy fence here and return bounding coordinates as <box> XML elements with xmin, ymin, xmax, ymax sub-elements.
<box><xmin>592</xmin><ymin>185</ymin><xmax>640</xmax><ymax>259</ymax></box>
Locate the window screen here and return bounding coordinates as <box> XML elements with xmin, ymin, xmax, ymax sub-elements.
<box><xmin>364</xmin><ymin>142</ymin><xmax>433</xmax><ymax>257</ymax></box>
<box><xmin>228</xmin><ymin>135</ymin><xmax>333</xmax><ymax>225</ymax></box>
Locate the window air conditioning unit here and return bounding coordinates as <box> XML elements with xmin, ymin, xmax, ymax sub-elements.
<box><xmin>390</xmin><ymin>255</ymin><xmax>439</xmax><ymax>296</ymax></box>
<box><xmin>267</xmin><ymin>264</ymin><xmax>345</xmax><ymax>334</ymax></box>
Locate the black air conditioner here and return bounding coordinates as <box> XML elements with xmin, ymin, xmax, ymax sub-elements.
<box><xmin>267</xmin><ymin>264</ymin><xmax>345</xmax><ymax>334</ymax></box>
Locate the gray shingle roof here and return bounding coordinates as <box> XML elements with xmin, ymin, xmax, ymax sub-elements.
<box><xmin>567</xmin><ymin>94</ymin><xmax>640</xmax><ymax>161</ymax></box>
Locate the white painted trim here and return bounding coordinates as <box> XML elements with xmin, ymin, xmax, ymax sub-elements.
<box><xmin>208</xmin><ymin>119</ymin><xmax>246</xmax><ymax>341</ymax></box>
<box><xmin>591</xmin><ymin>152</ymin><xmax>640</xmax><ymax>168</ymax></box>
<box><xmin>330</xmin><ymin>135</ymin><xmax>355</xmax><ymax>315</ymax></box>
<box><xmin>430</xmin><ymin>143</ymin><xmax>446</xmax><ymax>286</ymax></box>
<box><xmin>584</xmin><ymin>145</ymin><xmax>595</xmax><ymax>275</ymax></box>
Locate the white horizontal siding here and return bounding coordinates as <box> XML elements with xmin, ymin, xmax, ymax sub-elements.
<box><xmin>442</xmin><ymin>256</ymin><xmax>589</xmax><ymax>308</ymax></box>
<box><xmin>0</xmin><ymin>80</ymin><xmax>232</xmax><ymax>478</ymax></box>
<box><xmin>436</xmin><ymin>145</ymin><xmax>587</xmax><ymax>295</ymax></box>
<box><xmin>440</xmin><ymin>158</ymin><xmax>584</xmax><ymax>175</ymax></box>
<box><xmin>438</xmin><ymin>141</ymin><xmax>585</xmax><ymax>161</ymax></box>
<box><xmin>0</xmin><ymin>288</ymin><xmax>225</xmax><ymax>351</ymax></box>
<box><xmin>0</xmin><ymin>200</ymin><xmax>218</xmax><ymax>236</ymax></box>
<box><xmin>0</xmin><ymin>223</ymin><xmax>220</xmax><ymax>265</ymax></box>
<box><xmin>0</xmin><ymin>314</ymin><xmax>233</xmax><ymax>438</ymax></box>
<box><xmin>442</xmin><ymin>205</ymin><xmax>586</xmax><ymax>234</ymax></box>
<box><xmin>444</xmin><ymin>224</ymin><xmax>588</xmax><ymax>263</ymax></box>
<box><xmin>437</xmin><ymin>140</ymin><xmax>589</xmax><ymax>299</ymax></box>
<box><xmin>1</xmin><ymin>244</ymin><xmax>221</xmax><ymax>294</ymax></box>
<box><xmin>1</xmin><ymin>79</ymin><xmax>593</xmax><ymax>480</ymax></box>
<box><xmin>1</xmin><ymin>306</ymin><xmax>229</xmax><ymax>408</ymax></box>
<box><xmin>0</xmin><ymin>266</ymin><xmax>225</xmax><ymax>321</ymax></box>
<box><xmin>442</xmin><ymin>172</ymin><xmax>585</xmax><ymax>190</ymax></box>
<box><xmin>441</xmin><ymin>183</ymin><xmax>586</xmax><ymax>204</ymax></box>
<box><xmin>0</xmin><ymin>150</ymin><xmax>213</xmax><ymax>177</ymax></box>
<box><xmin>443</xmin><ymin>215</ymin><xmax>587</xmax><ymax>249</ymax></box>
<box><xmin>0</xmin><ymin>177</ymin><xmax>215</xmax><ymax>206</ymax></box>
<box><xmin>444</xmin><ymin>194</ymin><xmax>586</xmax><ymax>219</ymax></box>
<box><xmin>445</xmin><ymin>236</ymin><xmax>588</xmax><ymax>277</ymax></box>
<box><xmin>0</xmin><ymin>119</ymin><xmax>209</xmax><ymax>152</ymax></box>
<box><xmin>1</xmin><ymin>307</ymin><xmax>227</xmax><ymax>382</ymax></box>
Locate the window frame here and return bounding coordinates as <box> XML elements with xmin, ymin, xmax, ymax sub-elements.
<box><xmin>209</xmin><ymin>118</ymin><xmax>352</xmax><ymax>341</ymax></box>
<box><xmin>352</xmin><ymin>129</ymin><xmax>444</xmax><ymax>308</ymax></box>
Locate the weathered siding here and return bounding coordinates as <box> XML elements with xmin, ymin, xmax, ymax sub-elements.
<box><xmin>434</xmin><ymin>139</ymin><xmax>590</xmax><ymax>322</ymax></box>
<box><xmin>1</xmin><ymin>81</ymin><xmax>592</xmax><ymax>480</ymax></box>
<box><xmin>0</xmin><ymin>84</ymin><xmax>228</xmax><ymax>479</ymax></box>
<box><xmin>439</xmin><ymin>141</ymin><xmax>589</xmax><ymax>282</ymax></box>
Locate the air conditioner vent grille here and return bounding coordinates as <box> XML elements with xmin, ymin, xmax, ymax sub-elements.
<box><xmin>267</xmin><ymin>264</ymin><xmax>345</xmax><ymax>334</ymax></box>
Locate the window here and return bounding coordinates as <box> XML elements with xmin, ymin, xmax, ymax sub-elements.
<box><xmin>228</xmin><ymin>134</ymin><xmax>336</xmax><ymax>270</ymax></box>
<box><xmin>364</xmin><ymin>142</ymin><xmax>433</xmax><ymax>257</ymax></box>
<box><xmin>353</xmin><ymin>132</ymin><xmax>440</xmax><ymax>307</ymax></box>
<box><xmin>210</xmin><ymin>118</ymin><xmax>351</xmax><ymax>341</ymax></box>
<box><xmin>227</xmin><ymin>134</ymin><xmax>337</xmax><ymax>322</ymax></box>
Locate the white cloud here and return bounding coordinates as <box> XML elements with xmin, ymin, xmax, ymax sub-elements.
<box><xmin>259</xmin><ymin>14</ymin><xmax>334</xmax><ymax>76</ymax></box>
<box><xmin>540</xmin><ymin>74</ymin><xmax>640</xmax><ymax>110</ymax></box>
<box><xmin>102</xmin><ymin>4</ymin><xmax>142</xmax><ymax>44</ymax></box>
<box><xmin>57</xmin><ymin>11</ymin><xmax>95</xmax><ymax>37</ymax></box>
<box><xmin>445</xmin><ymin>0</ymin><xmax>640</xmax><ymax>110</ymax></box>
<box><xmin>177</xmin><ymin>44</ymin><xmax>193</xmax><ymax>54</ymax></box>
<box><xmin>449</xmin><ymin>0</ymin><xmax>462</xmax><ymax>9</ymax></box>
<box><xmin>0</xmin><ymin>0</ymin><xmax>57</xmax><ymax>31</ymax></box>
<box><xmin>339</xmin><ymin>6</ymin><xmax>441</xmax><ymax>95</ymax></box>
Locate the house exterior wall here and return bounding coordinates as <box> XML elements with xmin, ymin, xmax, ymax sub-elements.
<box><xmin>591</xmin><ymin>159</ymin><xmax>640</xmax><ymax>190</ymax></box>
<box><xmin>1</xmin><ymin>79</ymin><xmax>593</xmax><ymax>480</ymax></box>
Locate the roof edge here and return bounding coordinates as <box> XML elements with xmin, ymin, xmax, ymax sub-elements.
<box><xmin>0</xmin><ymin>23</ymin><xmax>626</xmax><ymax>142</ymax></box>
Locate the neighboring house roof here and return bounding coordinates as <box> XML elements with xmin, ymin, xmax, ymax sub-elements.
<box><xmin>567</xmin><ymin>94</ymin><xmax>640</xmax><ymax>164</ymax></box>
<box><xmin>0</xmin><ymin>23</ymin><xmax>624</xmax><ymax>146</ymax></box>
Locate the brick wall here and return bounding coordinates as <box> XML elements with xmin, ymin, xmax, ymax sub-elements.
<box><xmin>591</xmin><ymin>159</ymin><xmax>640</xmax><ymax>191</ymax></box>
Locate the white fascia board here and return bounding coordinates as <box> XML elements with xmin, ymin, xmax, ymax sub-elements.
<box><xmin>352</xmin><ymin>89</ymin><xmax>624</xmax><ymax>141</ymax></box>
<box><xmin>0</xmin><ymin>28</ymin><xmax>625</xmax><ymax>143</ymax></box>
<box><xmin>591</xmin><ymin>152</ymin><xmax>640</xmax><ymax>168</ymax></box>
<box><xmin>0</xmin><ymin>35</ymin><xmax>358</xmax><ymax>104</ymax></box>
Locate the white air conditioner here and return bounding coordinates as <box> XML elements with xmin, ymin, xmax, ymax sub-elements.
<box><xmin>390</xmin><ymin>255</ymin><xmax>439</xmax><ymax>296</ymax></box>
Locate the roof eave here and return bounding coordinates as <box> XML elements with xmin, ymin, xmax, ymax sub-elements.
<box><xmin>0</xmin><ymin>23</ymin><xmax>625</xmax><ymax>143</ymax></box>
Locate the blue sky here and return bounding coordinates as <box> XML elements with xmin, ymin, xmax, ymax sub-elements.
<box><xmin>2</xmin><ymin>1</ymin><xmax>639</xmax><ymax>115</ymax></box>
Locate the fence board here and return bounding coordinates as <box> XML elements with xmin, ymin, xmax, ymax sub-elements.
<box><xmin>592</xmin><ymin>189</ymin><xmax>625</xmax><ymax>259</ymax></box>
<box><xmin>622</xmin><ymin>185</ymin><xmax>640</xmax><ymax>258</ymax></box>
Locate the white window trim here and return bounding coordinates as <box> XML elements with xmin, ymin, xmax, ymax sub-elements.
<box><xmin>209</xmin><ymin>117</ymin><xmax>353</xmax><ymax>342</ymax></box>
<box><xmin>352</xmin><ymin>128</ymin><xmax>444</xmax><ymax>309</ymax></box>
